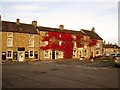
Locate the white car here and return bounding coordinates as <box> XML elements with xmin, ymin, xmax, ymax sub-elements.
<box><xmin>115</xmin><ymin>53</ymin><xmax>120</xmax><ymax>67</ymax></box>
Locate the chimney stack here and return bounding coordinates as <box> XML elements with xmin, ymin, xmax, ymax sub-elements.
<box><xmin>91</xmin><ymin>27</ymin><xmax>95</xmax><ymax>32</ymax></box>
<box><xmin>16</xmin><ymin>18</ymin><xmax>20</xmax><ymax>25</ymax></box>
<box><xmin>59</xmin><ymin>24</ymin><xmax>64</xmax><ymax>30</ymax></box>
<box><xmin>32</xmin><ymin>21</ymin><xmax>37</xmax><ymax>28</ymax></box>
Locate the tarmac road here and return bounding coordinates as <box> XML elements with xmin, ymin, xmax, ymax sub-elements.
<box><xmin>2</xmin><ymin>60</ymin><xmax>119</xmax><ymax>88</ymax></box>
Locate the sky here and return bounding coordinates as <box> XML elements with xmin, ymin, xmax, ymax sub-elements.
<box><xmin>0</xmin><ymin>0</ymin><xmax>119</xmax><ymax>45</ymax></box>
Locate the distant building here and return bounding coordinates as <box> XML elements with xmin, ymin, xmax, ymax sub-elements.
<box><xmin>103</xmin><ymin>43</ymin><xmax>120</xmax><ymax>55</ymax></box>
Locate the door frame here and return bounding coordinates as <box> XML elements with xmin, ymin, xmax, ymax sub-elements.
<box><xmin>18</xmin><ymin>51</ymin><xmax>25</xmax><ymax>62</ymax></box>
<box><xmin>52</xmin><ymin>50</ymin><xmax>56</xmax><ymax>60</ymax></box>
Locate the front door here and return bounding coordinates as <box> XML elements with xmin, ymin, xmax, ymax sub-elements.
<box><xmin>18</xmin><ymin>51</ymin><xmax>24</xmax><ymax>62</ymax></box>
<box><xmin>52</xmin><ymin>50</ymin><xmax>55</xmax><ymax>60</ymax></box>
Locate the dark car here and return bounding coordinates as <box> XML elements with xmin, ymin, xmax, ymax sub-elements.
<box><xmin>115</xmin><ymin>53</ymin><xmax>120</xmax><ymax>67</ymax></box>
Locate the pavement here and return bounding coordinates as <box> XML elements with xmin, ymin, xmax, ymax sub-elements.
<box><xmin>2</xmin><ymin>60</ymin><xmax>119</xmax><ymax>89</ymax></box>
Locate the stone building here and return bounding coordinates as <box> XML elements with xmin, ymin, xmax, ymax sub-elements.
<box><xmin>1</xmin><ymin>19</ymin><xmax>39</xmax><ymax>62</ymax></box>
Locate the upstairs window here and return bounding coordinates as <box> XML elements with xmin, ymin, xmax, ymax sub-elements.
<box><xmin>29</xmin><ymin>34</ymin><xmax>34</xmax><ymax>38</ymax></box>
<box><xmin>7</xmin><ymin>38</ymin><xmax>13</xmax><ymax>47</ymax></box>
<box><xmin>7</xmin><ymin>32</ymin><xmax>13</xmax><ymax>37</ymax></box>
<box><xmin>29</xmin><ymin>39</ymin><xmax>34</xmax><ymax>47</ymax></box>
<box><xmin>45</xmin><ymin>32</ymin><xmax>48</xmax><ymax>36</ymax></box>
<box><xmin>44</xmin><ymin>50</ymin><xmax>50</xmax><ymax>58</ymax></box>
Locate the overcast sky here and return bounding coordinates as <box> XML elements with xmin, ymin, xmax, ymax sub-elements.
<box><xmin>1</xmin><ymin>0</ymin><xmax>119</xmax><ymax>45</ymax></box>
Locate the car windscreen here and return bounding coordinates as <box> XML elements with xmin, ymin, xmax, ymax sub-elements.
<box><xmin>116</xmin><ymin>54</ymin><xmax>120</xmax><ymax>57</ymax></box>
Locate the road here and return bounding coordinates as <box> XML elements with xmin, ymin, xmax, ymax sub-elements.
<box><xmin>2</xmin><ymin>60</ymin><xmax>119</xmax><ymax>88</ymax></box>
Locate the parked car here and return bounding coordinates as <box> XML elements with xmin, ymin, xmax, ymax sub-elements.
<box><xmin>110</xmin><ymin>54</ymin><xmax>116</xmax><ymax>60</ymax></box>
<box><xmin>115</xmin><ymin>53</ymin><xmax>120</xmax><ymax>67</ymax></box>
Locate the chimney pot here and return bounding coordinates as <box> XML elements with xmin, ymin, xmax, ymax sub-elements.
<box><xmin>91</xmin><ymin>27</ymin><xmax>95</xmax><ymax>32</ymax></box>
<box><xmin>32</xmin><ymin>21</ymin><xmax>37</xmax><ymax>27</ymax></box>
<box><xmin>16</xmin><ymin>18</ymin><xmax>20</xmax><ymax>25</ymax></box>
<box><xmin>59</xmin><ymin>24</ymin><xmax>64</xmax><ymax>30</ymax></box>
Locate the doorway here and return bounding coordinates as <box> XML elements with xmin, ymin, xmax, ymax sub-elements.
<box><xmin>18</xmin><ymin>51</ymin><xmax>24</xmax><ymax>62</ymax></box>
<box><xmin>52</xmin><ymin>50</ymin><xmax>56</xmax><ymax>60</ymax></box>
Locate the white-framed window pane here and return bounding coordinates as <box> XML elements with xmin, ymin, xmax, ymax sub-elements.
<box><xmin>45</xmin><ymin>41</ymin><xmax>48</xmax><ymax>45</ymax></box>
<box><xmin>7</xmin><ymin>50</ymin><xmax>12</xmax><ymax>58</ymax></box>
<box><xmin>74</xmin><ymin>42</ymin><xmax>76</xmax><ymax>48</ymax></box>
<box><xmin>45</xmin><ymin>32</ymin><xmax>48</xmax><ymax>36</ymax></box>
<box><xmin>29</xmin><ymin>51</ymin><xmax>34</xmax><ymax>58</ymax></box>
<box><xmin>58</xmin><ymin>51</ymin><xmax>63</xmax><ymax>58</ymax></box>
<box><xmin>7</xmin><ymin>32</ymin><xmax>13</xmax><ymax>37</ymax></box>
<box><xmin>7</xmin><ymin>38</ymin><xmax>13</xmax><ymax>47</ymax></box>
<box><xmin>44</xmin><ymin>50</ymin><xmax>50</xmax><ymax>58</ymax></box>
<box><xmin>29</xmin><ymin>40</ymin><xmax>34</xmax><ymax>47</ymax></box>
<box><xmin>29</xmin><ymin>34</ymin><xmax>34</xmax><ymax>38</ymax></box>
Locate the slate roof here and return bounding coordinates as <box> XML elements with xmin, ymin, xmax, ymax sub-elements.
<box><xmin>81</xmin><ymin>29</ymin><xmax>103</xmax><ymax>40</ymax></box>
<box><xmin>1</xmin><ymin>21</ymin><xmax>39</xmax><ymax>34</ymax></box>
<box><xmin>37</xmin><ymin>26</ymin><xmax>84</xmax><ymax>35</ymax></box>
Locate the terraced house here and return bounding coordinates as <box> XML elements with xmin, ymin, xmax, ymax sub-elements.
<box><xmin>1</xmin><ymin>19</ymin><xmax>39</xmax><ymax>62</ymax></box>
<box><xmin>1</xmin><ymin>19</ymin><xmax>103</xmax><ymax>62</ymax></box>
<box><xmin>38</xmin><ymin>24</ymin><xmax>103</xmax><ymax>60</ymax></box>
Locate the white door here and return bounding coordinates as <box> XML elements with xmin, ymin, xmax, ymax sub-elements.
<box><xmin>18</xmin><ymin>52</ymin><xmax>24</xmax><ymax>62</ymax></box>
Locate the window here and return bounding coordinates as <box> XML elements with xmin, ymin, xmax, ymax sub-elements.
<box><xmin>58</xmin><ymin>51</ymin><xmax>63</xmax><ymax>58</ymax></box>
<box><xmin>72</xmin><ymin>35</ymin><xmax>76</xmax><ymax>39</ymax></box>
<box><xmin>73</xmin><ymin>42</ymin><xmax>76</xmax><ymax>48</ymax></box>
<box><xmin>44</xmin><ymin>50</ymin><xmax>50</xmax><ymax>58</ymax></box>
<box><xmin>59</xmin><ymin>41</ymin><xmax>62</xmax><ymax>46</ymax></box>
<box><xmin>96</xmin><ymin>50</ymin><xmax>99</xmax><ymax>54</ymax></box>
<box><xmin>96</xmin><ymin>43</ymin><xmax>100</xmax><ymax>48</ymax></box>
<box><xmin>2</xmin><ymin>52</ymin><xmax>6</xmax><ymax>60</ymax></box>
<box><xmin>29</xmin><ymin>39</ymin><xmax>34</xmax><ymax>47</ymax></box>
<box><xmin>45</xmin><ymin>32</ymin><xmax>48</xmax><ymax>36</ymax></box>
<box><xmin>45</xmin><ymin>41</ymin><xmax>48</xmax><ymax>45</ymax></box>
<box><xmin>34</xmin><ymin>51</ymin><xmax>38</xmax><ymax>59</ymax></box>
<box><xmin>84</xmin><ymin>50</ymin><xmax>87</xmax><ymax>56</ymax></box>
<box><xmin>29</xmin><ymin>34</ymin><xmax>34</xmax><ymax>38</ymax></box>
<box><xmin>25</xmin><ymin>52</ymin><xmax>29</xmax><ymax>59</ymax></box>
<box><xmin>73</xmin><ymin>50</ymin><xmax>76</xmax><ymax>57</ymax></box>
<box><xmin>7</xmin><ymin>38</ymin><xmax>13</xmax><ymax>47</ymax></box>
<box><xmin>13</xmin><ymin>52</ymin><xmax>17</xmax><ymax>60</ymax></box>
<box><xmin>7</xmin><ymin>32</ymin><xmax>13</xmax><ymax>37</ymax></box>
<box><xmin>29</xmin><ymin>51</ymin><xmax>34</xmax><ymax>58</ymax></box>
<box><xmin>7</xmin><ymin>50</ymin><xmax>12</xmax><ymax>58</ymax></box>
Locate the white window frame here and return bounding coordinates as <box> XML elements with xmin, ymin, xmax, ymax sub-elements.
<box><xmin>45</xmin><ymin>41</ymin><xmax>48</xmax><ymax>45</ymax></box>
<box><xmin>29</xmin><ymin>39</ymin><xmax>34</xmax><ymax>47</ymax></box>
<box><xmin>7</xmin><ymin>32</ymin><xmax>13</xmax><ymax>37</ymax></box>
<box><xmin>59</xmin><ymin>41</ymin><xmax>62</xmax><ymax>46</ymax></box>
<box><xmin>29</xmin><ymin>50</ymin><xmax>34</xmax><ymax>58</ymax></box>
<box><xmin>7</xmin><ymin>50</ymin><xmax>12</xmax><ymax>58</ymax></box>
<box><xmin>29</xmin><ymin>34</ymin><xmax>34</xmax><ymax>38</ymax></box>
<box><xmin>58</xmin><ymin>51</ymin><xmax>63</xmax><ymax>58</ymax></box>
<box><xmin>73</xmin><ymin>50</ymin><xmax>77</xmax><ymax>57</ymax></box>
<box><xmin>74</xmin><ymin>42</ymin><xmax>77</xmax><ymax>48</ymax></box>
<box><xmin>44</xmin><ymin>50</ymin><xmax>50</xmax><ymax>58</ymax></box>
<box><xmin>7</xmin><ymin>38</ymin><xmax>13</xmax><ymax>47</ymax></box>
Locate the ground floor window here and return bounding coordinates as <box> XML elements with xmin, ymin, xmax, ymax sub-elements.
<box><xmin>73</xmin><ymin>50</ymin><xmax>77</xmax><ymax>57</ymax></box>
<box><xmin>7</xmin><ymin>50</ymin><xmax>12</xmax><ymax>58</ymax></box>
<box><xmin>44</xmin><ymin>50</ymin><xmax>50</xmax><ymax>58</ymax></box>
<box><xmin>13</xmin><ymin>52</ymin><xmax>17</xmax><ymax>60</ymax></box>
<box><xmin>34</xmin><ymin>51</ymin><xmax>38</xmax><ymax>59</ymax></box>
<box><xmin>2</xmin><ymin>52</ymin><xmax>6</xmax><ymax>60</ymax></box>
<box><xmin>25</xmin><ymin>52</ymin><xmax>29</xmax><ymax>59</ymax></box>
<box><xmin>29</xmin><ymin>51</ymin><xmax>34</xmax><ymax>58</ymax></box>
<box><xmin>84</xmin><ymin>50</ymin><xmax>87</xmax><ymax>56</ymax></box>
<box><xmin>58</xmin><ymin>51</ymin><xmax>63</xmax><ymax>58</ymax></box>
